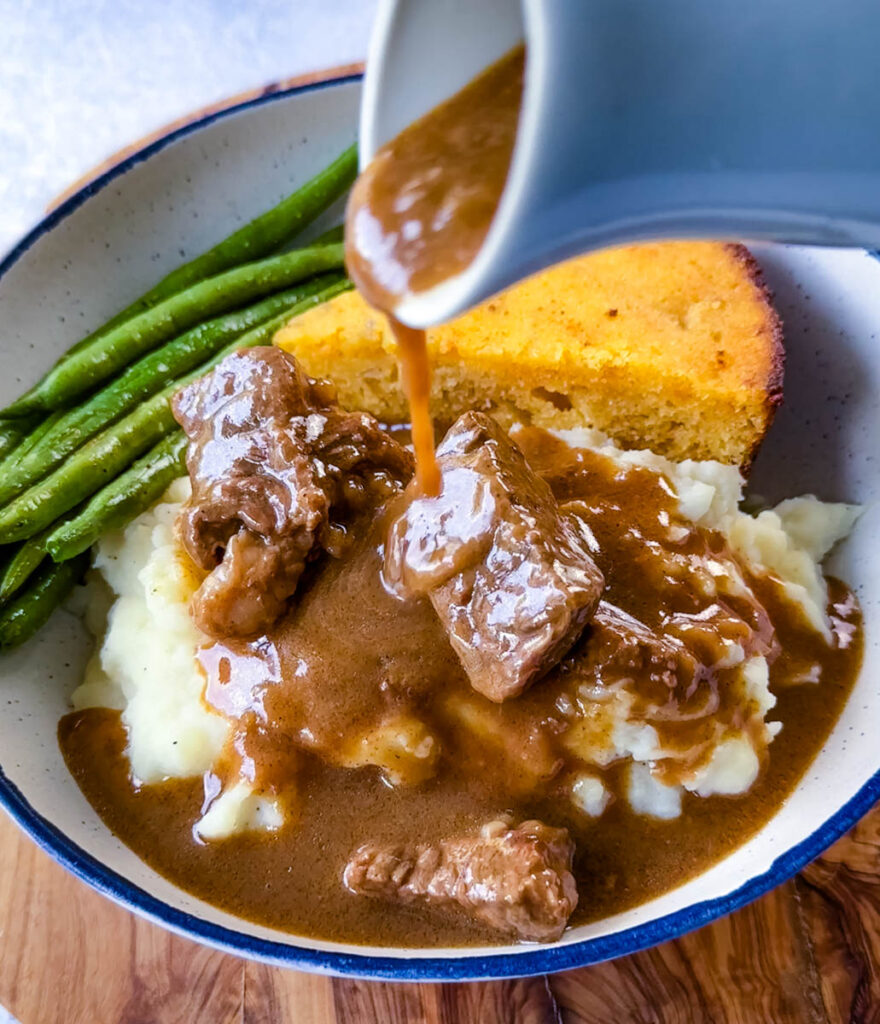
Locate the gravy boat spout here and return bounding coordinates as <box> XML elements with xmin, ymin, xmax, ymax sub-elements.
<box><xmin>360</xmin><ymin>0</ymin><xmax>880</xmax><ymax>328</ymax></box>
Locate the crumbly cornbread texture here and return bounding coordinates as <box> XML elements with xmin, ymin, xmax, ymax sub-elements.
<box><xmin>274</xmin><ymin>242</ymin><xmax>783</xmax><ymax>466</ymax></box>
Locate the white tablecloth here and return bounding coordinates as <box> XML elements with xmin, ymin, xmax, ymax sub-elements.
<box><xmin>0</xmin><ymin>0</ymin><xmax>375</xmax><ymax>254</ymax></box>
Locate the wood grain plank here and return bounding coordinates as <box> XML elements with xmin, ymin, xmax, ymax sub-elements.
<box><xmin>438</xmin><ymin>978</ymin><xmax>563</xmax><ymax>1024</ymax></box>
<box><xmin>796</xmin><ymin>803</ymin><xmax>880</xmax><ymax>1024</ymax></box>
<box><xmin>244</xmin><ymin>963</ymin><xmax>336</xmax><ymax>1024</ymax></box>
<box><xmin>332</xmin><ymin>978</ymin><xmax>442</xmax><ymax>1024</ymax></box>
<box><xmin>329</xmin><ymin>977</ymin><xmax>562</xmax><ymax>1024</ymax></box>
<box><xmin>552</xmin><ymin>880</ymin><xmax>826</xmax><ymax>1024</ymax></box>
<box><xmin>0</xmin><ymin>812</ymin><xmax>244</xmax><ymax>1024</ymax></box>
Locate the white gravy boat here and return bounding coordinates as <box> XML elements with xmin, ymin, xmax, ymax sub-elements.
<box><xmin>361</xmin><ymin>0</ymin><xmax>880</xmax><ymax>327</ymax></box>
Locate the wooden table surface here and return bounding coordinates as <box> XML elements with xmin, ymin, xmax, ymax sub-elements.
<box><xmin>1</xmin><ymin>800</ymin><xmax>878</xmax><ymax>1024</ymax></box>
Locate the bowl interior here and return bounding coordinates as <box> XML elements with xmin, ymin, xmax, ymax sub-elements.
<box><xmin>0</xmin><ymin>78</ymin><xmax>878</xmax><ymax>981</ymax></box>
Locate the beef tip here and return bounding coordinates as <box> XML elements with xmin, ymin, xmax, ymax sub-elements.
<box><xmin>343</xmin><ymin>819</ymin><xmax>578</xmax><ymax>942</ymax></box>
<box><xmin>173</xmin><ymin>347</ymin><xmax>413</xmax><ymax>638</ymax></box>
<box><xmin>561</xmin><ymin>601</ymin><xmax>729</xmax><ymax>738</ymax></box>
<box><xmin>578</xmin><ymin>602</ymin><xmax>707</xmax><ymax>699</ymax></box>
<box><xmin>384</xmin><ymin>412</ymin><xmax>605</xmax><ymax>701</ymax></box>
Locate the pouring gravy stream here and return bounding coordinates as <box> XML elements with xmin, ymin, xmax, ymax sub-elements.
<box><xmin>345</xmin><ymin>45</ymin><xmax>526</xmax><ymax>493</ymax></box>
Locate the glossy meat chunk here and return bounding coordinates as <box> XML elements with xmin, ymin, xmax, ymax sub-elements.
<box><xmin>173</xmin><ymin>346</ymin><xmax>412</xmax><ymax>637</ymax></box>
<box><xmin>576</xmin><ymin>602</ymin><xmax>708</xmax><ymax>703</ymax></box>
<box><xmin>384</xmin><ymin>412</ymin><xmax>605</xmax><ymax>701</ymax></box>
<box><xmin>343</xmin><ymin>819</ymin><xmax>578</xmax><ymax>942</ymax></box>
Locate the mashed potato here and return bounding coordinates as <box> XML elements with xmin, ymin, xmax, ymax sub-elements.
<box><xmin>73</xmin><ymin>478</ymin><xmax>282</xmax><ymax>839</ymax></box>
<box><xmin>74</xmin><ymin>430</ymin><xmax>859</xmax><ymax>836</ymax></box>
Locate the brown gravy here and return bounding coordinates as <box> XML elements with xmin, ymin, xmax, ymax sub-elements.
<box><xmin>345</xmin><ymin>46</ymin><xmax>526</xmax><ymax>494</ymax></box>
<box><xmin>387</xmin><ymin>319</ymin><xmax>440</xmax><ymax>494</ymax></box>
<box><xmin>59</xmin><ymin>428</ymin><xmax>863</xmax><ymax>947</ymax></box>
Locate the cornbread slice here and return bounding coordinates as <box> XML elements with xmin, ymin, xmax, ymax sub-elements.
<box><xmin>274</xmin><ymin>242</ymin><xmax>783</xmax><ymax>466</ymax></box>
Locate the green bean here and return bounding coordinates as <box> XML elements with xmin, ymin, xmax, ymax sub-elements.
<box><xmin>0</xmin><ymin>392</ymin><xmax>177</xmax><ymax>543</ymax></box>
<box><xmin>0</xmin><ymin>417</ymin><xmax>40</xmax><ymax>461</ymax></box>
<box><xmin>302</xmin><ymin>224</ymin><xmax>344</xmax><ymax>247</ymax></box>
<box><xmin>3</xmin><ymin>242</ymin><xmax>345</xmax><ymax>416</ymax></box>
<box><xmin>0</xmin><ymin>499</ymin><xmax>86</xmax><ymax>600</ymax></box>
<box><xmin>0</xmin><ymin>545</ymin><xmax>15</xmax><ymax>587</ymax></box>
<box><xmin>13</xmin><ymin>411</ymin><xmax>65</xmax><ymax>460</ymax></box>
<box><xmin>14</xmin><ymin>145</ymin><xmax>357</xmax><ymax>376</ymax></box>
<box><xmin>0</xmin><ymin>554</ymin><xmax>90</xmax><ymax>650</ymax></box>
<box><xmin>47</xmin><ymin>433</ymin><xmax>187</xmax><ymax>561</ymax></box>
<box><xmin>0</xmin><ymin>273</ymin><xmax>345</xmax><ymax>505</ymax></box>
<box><xmin>110</xmin><ymin>144</ymin><xmax>355</xmax><ymax>316</ymax></box>
<box><xmin>0</xmin><ymin>536</ymin><xmax>50</xmax><ymax>603</ymax></box>
<box><xmin>0</xmin><ymin>278</ymin><xmax>352</xmax><ymax>543</ymax></box>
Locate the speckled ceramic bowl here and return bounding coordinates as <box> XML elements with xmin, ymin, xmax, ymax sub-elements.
<box><xmin>0</xmin><ymin>75</ymin><xmax>877</xmax><ymax>982</ymax></box>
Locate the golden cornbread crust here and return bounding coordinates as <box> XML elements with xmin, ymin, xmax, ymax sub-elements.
<box><xmin>275</xmin><ymin>242</ymin><xmax>785</xmax><ymax>467</ymax></box>
<box><xmin>724</xmin><ymin>243</ymin><xmax>785</xmax><ymax>465</ymax></box>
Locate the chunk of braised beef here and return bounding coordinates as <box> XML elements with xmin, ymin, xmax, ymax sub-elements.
<box><xmin>343</xmin><ymin>819</ymin><xmax>578</xmax><ymax>942</ymax></box>
<box><xmin>384</xmin><ymin>412</ymin><xmax>605</xmax><ymax>702</ymax></box>
<box><xmin>573</xmin><ymin>602</ymin><xmax>708</xmax><ymax>702</ymax></box>
<box><xmin>173</xmin><ymin>347</ymin><xmax>413</xmax><ymax>638</ymax></box>
<box><xmin>560</xmin><ymin>601</ymin><xmax>751</xmax><ymax>733</ymax></box>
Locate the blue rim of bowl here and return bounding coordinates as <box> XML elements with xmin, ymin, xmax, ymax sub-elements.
<box><xmin>0</xmin><ymin>71</ymin><xmax>878</xmax><ymax>983</ymax></box>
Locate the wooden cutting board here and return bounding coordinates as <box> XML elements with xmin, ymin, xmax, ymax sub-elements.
<box><xmin>1</xmin><ymin>802</ymin><xmax>878</xmax><ymax>1023</ymax></box>
<box><xmin>3</xmin><ymin>69</ymin><xmax>877</xmax><ymax>1024</ymax></box>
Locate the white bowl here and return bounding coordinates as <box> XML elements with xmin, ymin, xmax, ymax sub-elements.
<box><xmin>0</xmin><ymin>75</ymin><xmax>877</xmax><ymax>982</ymax></box>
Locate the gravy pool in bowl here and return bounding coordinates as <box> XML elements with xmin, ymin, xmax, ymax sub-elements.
<box><xmin>0</xmin><ymin>74</ymin><xmax>873</xmax><ymax>978</ymax></box>
<box><xmin>57</xmin><ymin>319</ymin><xmax>862</xmax><ymax>947</ymax></box>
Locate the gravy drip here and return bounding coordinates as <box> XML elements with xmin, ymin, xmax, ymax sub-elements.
<box><xmin>59</xmin><ymin>428</ymin><xmax>863</xmax><ymax>947</ymax></box>
<box><xmin>389</xmin><ymin>319</ymin><xmax>440</xmax><ymax>494</ymax></box>
<box><xmin>345</xmin><ymin>46</ymin><xmax>526</xmax><ymax>494</ymax></box>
